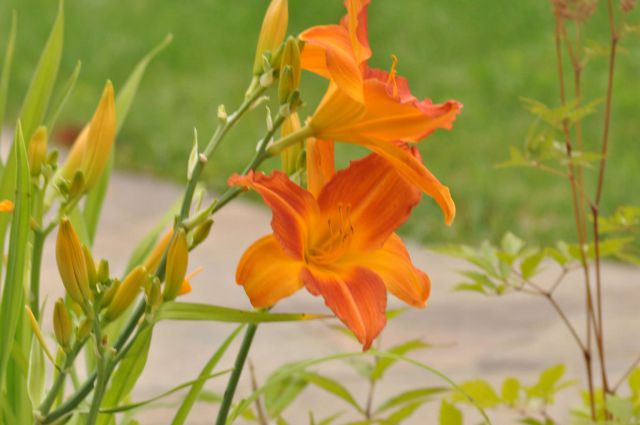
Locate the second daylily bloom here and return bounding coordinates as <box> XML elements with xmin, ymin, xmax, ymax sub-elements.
<box><xmin>230</xmin><ymin>151</ymin><xmax>431</xmax><ymax>350</ymax></box>
<box><xmin>291</xmin><ymin>0</ymin><xmax>461</xmax><ymax>224</ymax></box>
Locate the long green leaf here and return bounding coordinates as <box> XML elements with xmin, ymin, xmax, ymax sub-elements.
<box><xmin>83</xmin><ymin>34</ymin><xmax>173</xmax><ymax>245</ymax></box>
<box><xmin>45</xmin><ymin>60</ymin><xmax>81</xmax><ymax>130</ymax></box>
<box><xmin>0</xmin><ymin>0</ymin><xmax>63</xmax><ymax>280</ymax></box>
<box><xmin>171</xmin><ymin>325</ymin><xmax>244</xmax><ymax>425</ymax></box>
<box><xmin>0</xmin><ymin>124</ymin><xmax>31</xmax><ymax>413</ymax></box>
<box><xmin>371</xmin><ymin>339</ymin><xmax>430</xmax><ymax>381</ymax></box>
<box><xmin>156</xmin><ymin>302</ymin><xmax>327</xmax><ymax>323</ymax></box>
<box><xmin>375</xmin><ymin>387</ymin><xmax>447</xmax><ymax>414</ymax></box>
<box><xmin>19</xmin><ymin>0</ymin><xmax>64</xmax><ymax>142</ymax></box>
<box><xmin>100</xmin><ymin>369</ymin><xmax>231</xmax><ymax>414</ymax></box>
<box><xmin>0</xmin><ymin>10</ymin><xmax>17</xmax><ymax>135</ymax></box>
<box><xmin>96</xmin><ymin>327</ymin><xmax>153</xmax><ymax>425</ymax></box>
<box><xmin>299</xmin><ymin>372</ymin><xmax>362</xmax><ymax>413</ymax></box>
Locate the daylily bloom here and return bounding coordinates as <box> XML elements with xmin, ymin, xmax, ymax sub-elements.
<box><xmin>230</xmin><ymin>151</ymin><xmax>431</xmax><ymax>350</ymax></box>
<box><xmin>292</xmin><ymin>0</ymin><xmax>461</xmax><ymax>224</ymax></box>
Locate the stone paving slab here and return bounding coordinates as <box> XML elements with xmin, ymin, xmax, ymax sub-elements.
<box><xmin>28</xmin><ymin>170</ymin><xmax>640</xmax><ymax>424</ymax></box>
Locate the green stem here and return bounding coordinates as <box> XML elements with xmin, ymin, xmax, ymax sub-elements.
<box><xmin>85</xmin><ymin>306</ymin><xmax>108</xmax><ymax>425</ymax></box>
<box><xmin>265</xmin><ymin>125</ymin><xmax>314</xmax><ymax>156</ymax></box>
<box><xmin>215</xmin><ymin>323</ymin><xmax>258</xmax><ymax>425</ymax></box>
<box><xmin>36</xmin><ymin>342</ymin><xmax>85</xmax><ymax>419</ymax></box>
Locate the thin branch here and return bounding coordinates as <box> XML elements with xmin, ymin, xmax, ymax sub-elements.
<box><xmin>248</xmin><ymin>359</ymin><xmax>268</xmax><ymax>425</ymax></box>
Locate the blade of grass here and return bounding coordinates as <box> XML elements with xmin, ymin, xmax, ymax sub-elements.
<box><xmin>0</xmin><ymin>10</ymin><xmax>17</xmax><ymax>141</ymax></box>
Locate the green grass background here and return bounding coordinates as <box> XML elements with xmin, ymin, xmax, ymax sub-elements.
<box><xmin>1</xmin><ymin>0</ymin><xmax>638</xmax><ymax>245</ymax></box>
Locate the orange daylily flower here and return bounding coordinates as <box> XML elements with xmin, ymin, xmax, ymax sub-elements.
<box><xmin>230</xmin><ymin>152</ymin><xmax>431</xmax><ymax>350</ymax></box>
<box><xmin>297</xmin><ymin>0</ymin><xmax>461</xmax><ymax>224</ymax></box>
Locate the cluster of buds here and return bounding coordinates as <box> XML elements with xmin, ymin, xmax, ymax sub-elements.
<box><xmin>55</xmin><ymin>219</ymin><xmax>149</xmax><ymax>331</ymax></box>
<box><xmin>551</xmin><ymin>0</ymin><xmax>597</xmax><ymax>22</ymax></box>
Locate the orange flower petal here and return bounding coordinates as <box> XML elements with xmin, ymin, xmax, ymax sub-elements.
<box><xmin>311</xmin><ymin>73</ymin><xmax>461</xmax><ymax>144</ymax></box>
<box><xmin>317</xmin><ymin>152</ymin><xmax>420</xmax><ymax>250</ymax></box>
<box><xmin>228</xmin><ymin>171</ymin><xmax>319</xmax><ymax>259</ymax></box>
<box><xmin>237</xmin><ymin>235</ymin><xmax>304</xmax><ymax>308</ymax></box>
<box><xmin>301</xmin><ymin>25</ymin><xmax>364</xmax><ymax>103</ymax></box>
<box><xmin>363</xmin><ymin>233</ymin><xmax>431</xmax><ymax>307</ymax></box>
<box><xmin>354</xmin><ymin>141</ymin><xmax>455</xmax><ymax>225</ymax></box>
<box><xmin>340</xmin><ymin>0</ymin><xmax>372</xmax><ymax>64</ymax></box>
<box><xmin>306</xmin><ymin>138</ymin><xmax>335</xmax><ymax>197</ymax></box>
<box><xmin>302</xmin><ymin>265</ymin><xmax>386</xmax><ymax>350</ymax></box>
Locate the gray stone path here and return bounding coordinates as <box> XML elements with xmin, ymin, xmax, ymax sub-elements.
<box><xmin>30</xmin><ymin>171</ymin><xmax>639</xmax><ymax>424</ymax></box>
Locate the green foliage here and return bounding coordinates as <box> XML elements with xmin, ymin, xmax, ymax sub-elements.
<box><xmin>155</xmin><ymin>302</ymin><xmax>327</xmax><ymax>323</ymax></box>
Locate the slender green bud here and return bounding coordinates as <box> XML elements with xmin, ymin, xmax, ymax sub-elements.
<box><xmin>146</xmin><ymin>277</ymin><xmax>163</xmax><ymax>312</ymax></box>
<box><xmin>104</xmin><ymin>266</ymin><xmax>148</xmax><ymax>321</ymax></box>
<box><xmin>68</xmin><ymin>170</ymin><xmax>85</xmax><ymax>200</ymax></box>
<box><xmin>76</xmin><ymin>318</ymin><xmax>92</xmax><ymax>340</ymax></box>
<box><xmin>53</xmin><ymin>299</ymin><xmax>72</xmax><ymax>349</ymax></box>
<box><xmin>163</xmin><ymin>229</ymin><xmax>189</xmax><ymax>301</ymax></box>
<box><xmin>191</xmin><ymin>219</ymin><xmax>213</xmax><ymax>248</ymax></box>
<box><xmin>101</xmin><ymin>278</ymin><xmax>120</xmax><ymax>308</ymax></box>
<box><xmin>28</xmin><ymin>126</ymin><xmax>48</xmax><ymax>176</ymax></box>
<box><xmin>97</xmin><ymin>259</ymin><xmax>109</xmax><ymax>284</ymax></box>
<box><xmin>253</xmin><ymin>0</ymin><xmax>288</xmax><ymax>75</ymax></box>
<box><xmin>56</xmin><ymin>219</ymin><xmax>93</xmax><ymax>306</ymax></box>
<box><xmin>278</xmin><ymin>37</ymin><xmax>301</xmax><ymax>105</ymax></box>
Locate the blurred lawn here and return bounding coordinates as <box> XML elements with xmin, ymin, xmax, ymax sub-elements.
<box><xmin>1</xmin><ymin>0</ymin><xmax>638</xmax><ymax>245</ymax></box>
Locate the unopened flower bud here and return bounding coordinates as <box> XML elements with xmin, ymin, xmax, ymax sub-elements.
<box><xmin>0</xmin><ymin>200</ymin><xmax>14</xmax><ymax>212</ymax></box>
<box><xmin>68</xmin><ymin>171</ymin><xmax>85</xmax><ymax>200</ymax></box>
<box><xmin>253</xmin><ymin>0</ymin><xmax>288</xmax><ymax>75</ymax></box>
<box><xmin>163</xmin><ymin>229</ymin><xmax>189</xmax><ymax>301</ymax></box>
<box><xmin>146</xmin><ymin>277</ymin><xmax>163</xmax><ymax>311</ymax></box>
<box><xmin>56</xmin><ymin>219</ymin><xmax>93</xmax><ymax>306</ymax></box>
<box><xmin>83</xmin><ymin>245</ymin><xmax>97</xmax><ymax>290</ymax></box>
<box><xmin>278</xmin><ymin>37</ymin><xmax>301</xmax><ymax>103</ymax></box>
<box><xmin>101</xmin><ymin>278</ymin><xmax>120</xmax><ymax>308</ymax></box>
<box><xmin>97</xmin><ymin>259</ymin><xmax>109</xmax><ymax>284</ymax></box>
<box><xmin>53</xmin><ymin>299</ymin><xmax>72</xmax><ymax>349</ymax></box>
<box><xmin>104</xmin><ymin>266</ymin><xmax>148</xmax><ymax>321</ymax></box>
<box><xmin>76</xmin><ymin>317</ymin><xmax>92</xmax><ymax>340</ymax></box>
<box><xmin>143</xmin><ymin>229</ymin><xmax>173</xmax><ymax>273</ymax></box>
<box><xmin>192</xmin><ymin>219</ymin><xmax>213</xmax><ymax>248</ymax></box>
<box><xmin>59</xmin><ymin>81</ymin><xmax>116</xmax><ymax>193</ymax></box>
<box><xmin>28</xmin><ymin>126</ymin><xmax>48</xmax><ymax>177</ymax></box>
<box><xmin>280</xmin><ymin>113</ymin><xmax>304</xmax><ymax>176</ymax></box>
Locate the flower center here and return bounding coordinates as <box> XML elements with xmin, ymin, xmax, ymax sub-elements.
<box><xmin>306</xmin><ymin>202</ymin><xmax>355</xmax><ymax>265</ymax></box>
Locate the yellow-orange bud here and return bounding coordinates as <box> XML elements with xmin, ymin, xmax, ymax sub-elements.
<box><xmin>280</xmin><ymin>113</ymin><xmax>303</xmax><ymax>176</ymax></box>
<box><xmin>253</xmin><ymin>0</ymin><xmax>288</xmax><ymax>75</ymax></box>
<box><xmin>56</xmin><ymin>219</ymin><xmax>93</xmax><ymax>306</ymax></box>
<box><xmin>83</xmin><ymin>245</ymin><xmax>97</xmax><ymax>290</ymax></box>
<box><xmin>53</xmin><ymin>299</ymin><xmax>72</xmax><ymax>349</ymax></box>
<box><xmin>163</xmin><ymin>229</ymin><xmax>189</xmax><ymax>301</ymax></box>
<box><xmin>28</xmin><ymin>126</ymin><xmax>48</xmax><ymax>176</ymax></box>
<box><xmin>60</xmin><ymin>81</ymin><xmax>116</xmax><ymax>192</ymax></box>
<box><xmin>104</xmin><ymin>266</ymin><xmax>148</xmax><ymax>321</ymax></box>
<box><xmin>0</xmin><ymin>200</ymin><xmax>13</xmax><ymax>212</ymax></box>
<box><xmin>143</xmin><ymin>229</ymin><xmax>173</xmax><ymax>273</ymax></box>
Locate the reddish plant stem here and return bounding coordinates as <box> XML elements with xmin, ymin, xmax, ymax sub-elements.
<box><xmin>590</xmin><ymin>0</ymin><xmax>620</xmax><ymax>396</ymax></box>
<box><xmin>554</xmin><ymin>13</ymin><xmax>597</xmax><ymax>419</ymax></box>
